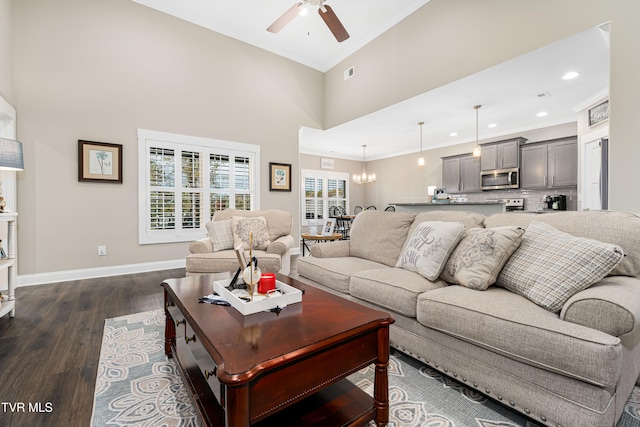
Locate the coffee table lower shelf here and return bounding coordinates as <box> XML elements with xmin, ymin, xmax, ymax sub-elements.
<box><xmin>171</xmin><ymin>342</ymin><xmax>375</xmax><ymax>427</ymax></box>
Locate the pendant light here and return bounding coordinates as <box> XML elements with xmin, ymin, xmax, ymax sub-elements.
<box><xmin>353</xmin><ymin>144</ymin><xmax>376</xmax><ymax>184</ymax></box>
<box><xmin>417</xmin><ymin>121</ymin><xmax>425</xmax><ymax>166</ymax></box>
<box><xmin>472</xmin><ymin>105</ymin><xmax>482</xmax><ymax>157</ymax></box>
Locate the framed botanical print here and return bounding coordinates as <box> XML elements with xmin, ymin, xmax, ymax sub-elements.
<box><xmin>78</xmin><ymin>140</ymin><xmax>123</xmax><ymax>183</ymax></box>
<box><xmin>269</xmin><ymin>162</ymin><xmax>291</xmax><ymax>192</ymax></box>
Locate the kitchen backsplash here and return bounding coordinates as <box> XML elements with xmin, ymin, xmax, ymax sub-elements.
<box><xmin>458</xmin><ymin>187</ymin><xmax>579</xmax><ymax>211</ymax></box>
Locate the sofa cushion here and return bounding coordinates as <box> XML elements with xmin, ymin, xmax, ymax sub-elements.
<box><xmin>560</xmin><ymin>276</ymin><xmax>640</xmax><ymax>337</ymax></box>
<box><xmin>441</xmin><ymin>226</ymin><xmax>524</xmax><ymax>290</ymax></box>
<box><xmin>231</xmin><ymin>216</ymin><xmax>271</xmax><ymax>250</ymax></box>
<box><xmin>296</xmin><ymin>256</ymin><xmax>388</xmax><ymax>294</ymax></box>
<box><xmin>497</xmin><ymin>221</ymin><xmax>625</xmax><ymax>313</ymax></box>
<box><xmin>396</xmin><ymin>221</ymin><xmax>465</xmax><ymax>281</ymax></box>
<box><xmin>349</xmin><ymin>210</ymin><xmax>416</xmax><ymax>267</ymax></box>
<box><xmin>416</xmin><ymin>286</ymin><xmax>622</xmax><ymax>388</ymax></box>
<box><xmin>350</xmin><ymin>268</ymin><xmax>447</xmax><ymax>318</ymax></box>
<box><xmin>484</xmin><ymin>210</ymin><xmax>640</xmax><ymax>277</ymax></box>
<box><xmin>207</xmin><ymin>219</ymin><xmax>234</xmax><ymax>252</ymax></box>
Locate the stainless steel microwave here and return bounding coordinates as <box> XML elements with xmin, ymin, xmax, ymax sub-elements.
<box><xmin>481</xmin><ymin>167</ymin><xmax>519</xmax><ymax>190</ymax></box>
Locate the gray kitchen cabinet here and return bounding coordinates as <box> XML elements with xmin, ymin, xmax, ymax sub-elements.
<box><xmin>480</xmin><ymin>138</ymin><xmax>523</xmax><ymax>171</ymax></box>
<box><xmin>520</xmin><ymin>137</ymin><xmax>577</xmax><ymax>189</ymax></box>
<box><xmin>442</xmin><ymin>154</ymin><xmax>480</xmax><ymax>193</ymax></box>
<box><xmin>443</xmin><ymin>157</ymin><xmax>461</xmax><ymax>193</ymax></box>
<box><xmin>548</xmin><ymin>139</ymin><xmax>578</xmax><ymax>187</ymax></box>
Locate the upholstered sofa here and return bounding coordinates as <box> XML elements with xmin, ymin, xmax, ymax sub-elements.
<box><xmin>296</xmin><ymin>209</ymin><xmax>640</xmax><ymax>427</ymax></box>
<box><xmin>186</xmin><ymin>209</ymin><xmax>294</xmax><ymax>276</ymax></box>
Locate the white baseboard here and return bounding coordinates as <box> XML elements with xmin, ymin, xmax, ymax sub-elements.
<box><xmin>17</xmin><ymin>259</ymin><xmax>186</xmax><ymax>287</ymax></box>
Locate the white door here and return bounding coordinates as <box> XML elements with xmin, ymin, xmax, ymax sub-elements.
<box><xmin>584</xmin><ymin>139</ymin><xmax>602</xmax><ymax>210</ymax></box>
<box><xmin>579</xmin><ymin>127</ymin><xmax>608</xmax><ymax>211</ymax></box>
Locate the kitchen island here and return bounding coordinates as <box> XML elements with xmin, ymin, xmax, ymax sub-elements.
<box><xmin>393</xmin><ymin>202</ymin><xmax>506</xmax><ymax>216</ymax></box>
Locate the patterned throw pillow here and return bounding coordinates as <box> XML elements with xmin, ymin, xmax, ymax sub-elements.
<box><xmin>231</xmin><ymin>216</ymin><xmax>271</xmax><ymax>250</ymax></box>
<box><xmin>441</xmin><ymin>226</ymin><xmax>525</xmax><ymax>290</ymax></box>
<box><xmin>496</xmin><ymin>221</ymin><xmax>625</xmax><ymax>312</ymax></box>
<box><xmin>207</xmin><ymin>219</ymin><xmax>234</xmax><ymax>252</ymax></box>
<box><xmin>396</xmin><ymin>221</ymin><xmax>466</xmax><ymax>281</ymax></box>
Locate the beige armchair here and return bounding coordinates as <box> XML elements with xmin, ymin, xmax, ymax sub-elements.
<box><xmin>186</xmin><ymin>209</ymin><xmax>294</xmax><ymax>276</ymax></box>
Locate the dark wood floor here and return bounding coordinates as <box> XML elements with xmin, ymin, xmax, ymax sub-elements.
<box><xmin>0</xmin><ymin>268</ymin><xmax>186</xmax><ymax>427</ymax></box>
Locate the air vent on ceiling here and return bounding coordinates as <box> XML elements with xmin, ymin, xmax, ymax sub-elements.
<box><xmin>537</xmin><ymin>92</ymin><xmax>552</xmax><ymax>99</ymax></box>
<box><xmin>344</xmin><ymin>66</ymin><xmax>355</xmax><ymax>81</ymax></box>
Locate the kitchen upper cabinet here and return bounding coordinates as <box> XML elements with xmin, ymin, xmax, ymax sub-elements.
<box><xmin>442</xmin><ymin>154</ymin><xmax>480</xmax><ymax>193</ymax></box>
<box><xmin>480</xmin><ymin>138</ymin><xmax>523</xmax><ymax>171</ymax></box>
<box><xmin>443</xmin><ymin>157</ymin><xmax>461</xmax><ymax>193</ymax></box>
<box><xmin>520</xmin><ymin>137</ymin><xmax>577</xmax><ymax>189</ymax></box>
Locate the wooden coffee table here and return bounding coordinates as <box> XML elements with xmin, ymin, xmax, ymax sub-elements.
<box><xmin>162</xmin><ymin>273</ymin><xmax>394</xmax><ymax>427</ymax></box>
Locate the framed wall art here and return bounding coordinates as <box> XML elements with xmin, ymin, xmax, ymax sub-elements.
<box><xmin>589</xmin><ymin>100</ymin><xmax>609</xmax><ymax>127</ymax></box>
<box><xmin>269</xmin><ymin>162</ymin><xmax>291</xmax><ymax>192</ymax></box>
<box><xmin>78</xmin><ymin>140</ymin><xmax>123</xmax><ymax>183</ymax></box>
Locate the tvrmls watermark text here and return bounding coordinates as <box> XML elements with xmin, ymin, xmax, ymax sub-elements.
<box><xmin>1</xmin><ymin>402</ymin><xmax>53</xmax><ymax>413</ymax></box>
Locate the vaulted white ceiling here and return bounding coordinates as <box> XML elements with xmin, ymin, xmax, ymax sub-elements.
<box><xmin>131</xmin><ymin>1</ymin><xmax>610</xmax><ymax>161</ymax></box>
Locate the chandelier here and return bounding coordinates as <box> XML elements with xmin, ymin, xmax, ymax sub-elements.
<box><xmin>353</xmin><ymin>144</ymin><xmax>376</xmax><ymax>184</ymax></box>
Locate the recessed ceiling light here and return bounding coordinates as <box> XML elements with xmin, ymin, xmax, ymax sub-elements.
<box><xmin>488</xmin><ymin>123</ymin><xmax>497</xmax><ymax>128</ymax></box>
<box><xmin>536</xmin><ymin>111</ymin><xmax>548</xmax><ymax>117</ymax></box>
<box><xmin>449</xmin><ymin>132</ymin><xmax>458</xmax><ymax>137</ymax></box>
<box><xmin>562</xmin><ymin>71</ymin><xmax>579</xmax><ymax>80</ymax></box>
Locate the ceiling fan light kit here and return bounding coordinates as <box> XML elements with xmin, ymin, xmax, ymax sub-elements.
<box><xmin>267</xmin><ymin>0</ymin><xmax>350</xmax><ymax>42</ymax></box>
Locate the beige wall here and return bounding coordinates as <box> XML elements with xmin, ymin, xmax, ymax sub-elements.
<box><xmin>324</xmin><ymin>0</ymin><xmax>640</xmax><ymax>213</ymax></box>
<box><xmin>11</xmin><ymin>0</ymin><xmax>323</xmax><ymax>276</ymax></box>
<box><xmin>0</xmin><ymin>0</ymin><xmax>13</xmax><ymax>104</ymax></box>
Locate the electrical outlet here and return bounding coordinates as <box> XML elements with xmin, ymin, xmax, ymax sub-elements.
<box><xmin>98</xmin><ymin>246</ymin><xmax>107</xmax><ymax>256</ymax></box>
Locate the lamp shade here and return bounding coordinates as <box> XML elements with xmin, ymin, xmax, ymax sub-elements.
<box><xmin>0</xmin><ymin>138</ymin><xmax>24</xmax><ymax>171</ymax></box>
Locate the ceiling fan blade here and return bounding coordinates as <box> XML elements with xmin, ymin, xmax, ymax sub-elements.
<box><xmin>267</xmin><ymin>2</ymin><xmax>304</xmax><ymax>33</ymax></box>
<box><xmin>318</xmin><ymin>4</ymin><xmax>350</xmax><ymax>42</ymax></box>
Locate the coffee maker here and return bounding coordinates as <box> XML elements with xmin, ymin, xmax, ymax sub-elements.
<box><xmin>543</xmin><ymin>195</ymin><xmax>567</xmax><ymax>210</ymax></box>
<box><xmin>551</xmin><ymin>195</ymin><xmax>567</xmax><ymax>210</ymax></box>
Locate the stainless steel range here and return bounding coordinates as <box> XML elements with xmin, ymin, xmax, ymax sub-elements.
<box><xmin>486</xmin><ymin>198</ymin><xmax>524</xmax><ymax>211</ymax></box>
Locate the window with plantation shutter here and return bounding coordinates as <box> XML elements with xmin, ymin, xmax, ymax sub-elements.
<box><xmin>138</xmin><ymin>129</ymin><xmax>260</xmax><ymax>244</ymax></box>
<box><xmin>301</xmin><ymin>169</ymin><xmax>349</xmax><ymax>226</ymax></box>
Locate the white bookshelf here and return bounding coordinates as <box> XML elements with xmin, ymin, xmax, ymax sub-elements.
<box><xmin>0</xmin><ymin>212</ymin><xmax>17</xmax><ymax>318</ymax></box>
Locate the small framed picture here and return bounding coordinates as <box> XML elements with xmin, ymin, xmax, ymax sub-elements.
<box><xmin>78</xmin><ymin>140</ymin><xmax>123</xmax><ymax>183</ymax></box>
<box><xmin>589</xmin><ymin>100</ymin><xmax>609</xmax><ymax>127</ymax></box>
<box><xmin>235</xmin><ymin>244</ymin><xmax>248</xmax><ymax>270</ymax></box>
<box><xmin>322</xmin><ymin>218</ymin><xmax>336</xmax><ymax>236</ymax></box>
<box><xmin>269</xmin><ymin>162</ymin><xmax>291</xmax><ymax>192</ymax></box>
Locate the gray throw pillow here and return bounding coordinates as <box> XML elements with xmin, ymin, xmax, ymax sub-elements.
<box><xmin>396</xmin><ymin>221</ymin><xmax>465</xmax><ymax>281</ymax></box>
<box><xmin>496</xmin><ymin>221</ymin><xmax>625</xmax><ymax>312</ymax></box>
<box><xmin>441</xmin><ymin>226</ymin><xmax>524</xmax><ymax>290</ymax></box>
<box><xmin>231</xmin><ymin>216</ymin><xmax>271</xmax><ymax>250</ymax></box>
<box><xmin>207</xmin><ymin>219</ymin><xmax>234</xmax><ymax>252</ymax></box>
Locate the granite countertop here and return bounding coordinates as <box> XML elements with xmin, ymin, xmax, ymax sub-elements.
<box><xmin>393</xmin><ymin>202</ymin><xmax>505</xmax><ymax>206</ymax></box>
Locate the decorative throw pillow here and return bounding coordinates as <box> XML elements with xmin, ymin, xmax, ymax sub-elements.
<box><xmin>496</xmin><ymin>221</ymin><xmax>625</xmax><ymax>313</ymax></box>
<box><xmin>396</xmin><ymin>221</ymin><xmax>465</xmax><ymax>281</ymax></box>
<box><xmin>231</xmin><ymin>216</ymin><xmax>271</xmax><ymax>250</ymax></box>
<box><xmin>441</xmin><ymin>226</ymin><xmax>525</xmax><ymax>290</ymax></box>
<box><xmin>207</xmin><ymin>219</ymin><xmax>234</xmax><ymax>252</ymax></box>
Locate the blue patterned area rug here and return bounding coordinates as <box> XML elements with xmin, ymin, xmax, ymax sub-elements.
<box><xmin>91</xmin><ymin>310</ymin><xmax>640</xmax><ymax>427</ymax></box>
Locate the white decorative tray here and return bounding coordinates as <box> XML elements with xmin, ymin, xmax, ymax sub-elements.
<box><xmin>213</xmin><ymin>278</ymin><xmax>302</xmax><ymax>316</ymax></box>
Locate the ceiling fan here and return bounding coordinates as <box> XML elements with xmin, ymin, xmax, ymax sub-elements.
<box><xmin>267</xmin><ymin>0</ymin><xmax>350</xmax><ymax>42</ymax></box>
